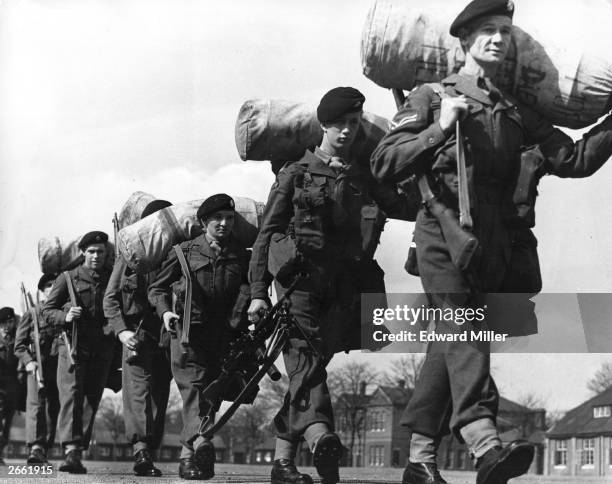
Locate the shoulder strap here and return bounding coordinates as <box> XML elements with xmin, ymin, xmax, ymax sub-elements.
<box><xmin>173</xmin><ymin>246</ymin><xmax>191</xmax><ymax>346</ymax></box>
<box><xmin>63</xmin><ymin>271</ymin><xmax>79</xmax><ymax>356</ymax></box>
<box><xmin>63</xmin><ymin>271</ymin><xmax>77</xmax><ymax>306</ymax></box>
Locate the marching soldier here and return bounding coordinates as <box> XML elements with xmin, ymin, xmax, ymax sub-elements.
<box><xmin>14</xmin><ymin>274</ymin><xmax>60</xmax><ymax>464</ymax></box>
<box><xmin>148</xmin><ymin>194</ymin><xmax>251</xmax><ymax>480</ymax></box>
<box><xmin>370</xmin><ymin>0</ymin><xmax>612</xmax><ymax>483</ymax></box>
<box><xmin>43</xmin><ymin>231</ymin><xmax>115</xmax><ymax>474</ymax></box>
<box><xmin>247</xmin><ymin>87</ymin><xmax>415</xmax><ymax>484</ymax></box>
<box><xmin>0</xmin><ymin>307</ymin><xmax>19</xmax><ymax>466</ymax></box>
<box><xmin>103</xmin><ymin>200</ymin><xmax>173</xmax><ymax>477</ymax></box>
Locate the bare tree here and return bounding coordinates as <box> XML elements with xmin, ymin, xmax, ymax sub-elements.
<box><xmin>328</xmin><ymin>362</ymin><xmax>378</xmax><ymax>467</ymax></box>
<box><xmin>517</xmin><ymin>392</ymin><xmax>546</xmax><ymax>410</ymax></box>
<box><xmin>587</xmin><ymin>362</ymin><xmax>612</xmax><ymax>395</ymax></box>
<box><xmin>381</xmin><ymin>355</ymin><xmax>425</xmax><ymax>389</ymax></box>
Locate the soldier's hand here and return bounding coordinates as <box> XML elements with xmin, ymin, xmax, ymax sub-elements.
<box><xmin>118</xmin><ymin>330</ymin><xmax>138</xmax><ymax>351</ymax></box>
<box><xmin>247</xmin><ymin>299</ymin><xmax>269</xmax><ymax>324</ymax></box>
<box><xmin>65</xmin><ymin>306</ymin><xmax>83</xmax><ymax>323</ymax></box>
<box><xmin>162</xmin><ymin>311</ymin><xmax>180</xmax><ymax>332</ymax></box>
<box><xmin>438</xmin><ymin>95</ymin><xmax>470</xmax><ymax>134</ymax></box>
<box><xmin>25</xmin><ymin>361</ymin><xmax>38</xmax><ymax>374</ymax></box>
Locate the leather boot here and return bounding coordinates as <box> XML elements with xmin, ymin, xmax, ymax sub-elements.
<box><xmin>270</xmin><ymin>459</ymin><xmax>313</xmax><ymax>484</ymax></box>
<box><xmin>58</xmin><ymin>449</ymin><xmax>87</xmax><ymax>474</ymax></box>
<box><xmin>133</xmin><ymin>449</ymin><xmax>162</xmax><ymax>477</ymax></box>
<box><xmin>178</xmin><ymin>457</ymin><xmax>203</xmax><ymax>480</ymax></box>
<box><xmin>313</xmin><ymin>433</ymin><xmax>343</xmax><ymax>484</ymax></box>
<box><xmin>194</xmin><ymin>439</ymin><xmax>215</xmax><ymax>479</ymax></box>
<box><xmin>476</xmin><ymin>440</ymin><xmax>534</xmax><ymax>484</ymax></box>
<box><xmin>402</xmin><ymin>461</ymin><xmax>448</xmax><ymax>484</ymax></box>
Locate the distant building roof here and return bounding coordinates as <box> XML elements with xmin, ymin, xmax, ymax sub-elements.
<box><xmin>378</xmin><ymin>386</ymin><xmax>413</xmax><ymax>407</ymax></box>
<box><xmin>547</xmin><ymin>386</ymin><xmax>612</xmax><ymax>438</ymax></box>
<box><xmin>499</xmin><ymin>397</ymin><xmax>542</xmax><ymax>414</ymax></box>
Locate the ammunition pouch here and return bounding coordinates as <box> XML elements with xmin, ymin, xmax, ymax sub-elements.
<box><xmin>292</xmin><ymin>172</ymin><xmax>331</xmax><ymax>256</ymax></box>
<box><xmin>502</xmin><ymin>145</ymin><xmax>545</xmax><ymax>229</ymax></box>
<box><xmin>360</xmin><ymin>203</ymin><xmax>386</xmax><ymax>260</ymax></box>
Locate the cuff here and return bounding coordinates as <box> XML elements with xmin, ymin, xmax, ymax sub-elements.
<box><xmin>250</xmin><ymin>282</ymin><xmax>269</xmax><ymax>301</ymax></box>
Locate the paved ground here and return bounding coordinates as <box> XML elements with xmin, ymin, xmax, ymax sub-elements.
<box><xmin>1</xmin><ymin>460</ymin><xmax>610</xmax><ymax>484</ymax></box>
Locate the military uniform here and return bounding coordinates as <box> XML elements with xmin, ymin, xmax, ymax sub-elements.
<box><xmin>14</xmin><ymin>305</ymin><xmax>60</xmax><ymax>455</ymax></box>
<box><xmin>148</xmin><ymin>234</ymin><xmax>250</xmax><ymax>452</ymax></box>
<box><xmin>103</xmin><ymin>256</ymin><xmax>172</xmax><ymax>459</ymax></box>
<box><xmin>371</xmin><ymin>72</ymin><xmax>612</xmax><ymax>443</ymax></box>
<box><xmin>250</xmin><ymin>146</ymin><xmax>414</xmax><ymax>443</ymax></box>
<box><xmin>0</xmin><ymin>315</ymin><xmax>19</xmax><ymax>464</ymax></box>
<box><xmin>42</xmin><ymin>264</ymin><xmax>114</xmax><ymax>451</ymax></box>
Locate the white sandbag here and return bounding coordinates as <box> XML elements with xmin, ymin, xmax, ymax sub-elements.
<box><xmin>118</xmin><ymin>197</ymin><xmax>265</xmax><ymax>274</ymax></box>
<box><xmin>117</xmin><ymin>191</ymin><xmax>157</xmax><ymax>229</ymax></box>
<box><xmin>38</xmin><ymin>236</ymin><xmax>115</xmax><ymax>274</ymax></box>
<box><xmin>235</xmin><ymin>99</ymin><xmax>390</xmax><ymax>165</ymax></box>
<box><xmin>361</xmin><ymin>0</ymin><xmax>612</xmax><ymax>129</ymax></box>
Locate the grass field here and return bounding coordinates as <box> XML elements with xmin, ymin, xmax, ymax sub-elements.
<box><xmin>1</xmin><ymin>460</ymin><xmax>610</xmax><ymax>484</ymax></box>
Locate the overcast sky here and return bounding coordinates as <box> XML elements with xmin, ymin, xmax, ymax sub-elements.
<box><xmin>2</xmin><ymin>0</ymin><xmax>612</xmax><ymax>413</ymax></box>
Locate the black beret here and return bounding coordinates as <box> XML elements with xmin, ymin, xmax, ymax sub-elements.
<box><xmin>141</xmin><ymin>199</ymin><xmax>172</xmax><ymax>220</ymax></box>
<box><xmin>197</xmin><ymin>194</ymin><xmax>235</xmax><ymax>221</ymax></box>
<box><xmin>450</xmin><ymin>0</ymin><xmax>514</xmax><ymax>37</ymax></box>
<box><xmin>0</xmin><ymin>307</ymin><xmax>15</xmax><ymax>321</ymax></box>
<box><xmin>316</xmin><ymin>87</ymin><xmax>365</xmax><ymax>123</ymax></box>
<box><xmin>38</xmin><ymin>273</ymin><xmax>58</xmax><ymax>291</ymax></box>
<box><xmin>78</xmin><ymin>231</ymin><xmax>109</xmax><ymax>250</ymax></box>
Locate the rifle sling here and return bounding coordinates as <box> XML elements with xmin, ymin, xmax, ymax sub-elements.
<box><xmin>63</xmin><ymin>272</ymin><xmax>78</xmax><ymax>357</ymax></box>
<box><xmin>173</xmin><ymin>246</ymin><xmax>192</xmax><ymax>347</ymax></box>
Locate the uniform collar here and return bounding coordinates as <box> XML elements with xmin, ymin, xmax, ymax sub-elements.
<box><xmin>442</xmin><ymin>72</ymin><xmax>495</xmax><ymax>106</ymax></box>
<box><xmin>301</xmin><ymin>148</ymin><xmax>338</xmax><ymax>178</ymax></box>
<box><xmin>76</xmin><ymin>264</ymin><xmax>100</xmax><ymax>283</ymax></box>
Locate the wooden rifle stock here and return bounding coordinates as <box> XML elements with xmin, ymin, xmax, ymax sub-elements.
<box><xmin>21</xmin><ymin>283</ymin><xmax>44</xmax><ymax>390</ymax></box>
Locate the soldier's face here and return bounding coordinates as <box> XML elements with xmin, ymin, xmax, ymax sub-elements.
<box><xmin>81</xmin><ymin>243</ymin><xmax>107</xmax><ymax>270</ymax></box>
<box><xmin>462</xmin><ymin>15</ymin><xmax>512</xmax><ymax>66</ymax></box>
<box><xmin>322</xmin><ymin>112</ymin><xmax>362</xmax><ymax>152</ymax></box>
<box><xmin>203</xmin><ymin>209</ymin><xmax>235</xmax><ymax>242</ymax></box>
<box><xmin>0</xmin><ymin>319</ymin><xmax>15</xmax><ymax>338</ymax></box>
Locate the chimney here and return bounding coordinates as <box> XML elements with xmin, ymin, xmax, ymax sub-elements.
<box><xmin>398</xmin><ymin>379</ymin><xmax>406</xmax><ymax>389</ymax></box>
<box><xmin>360</xmin><ymin>381</ymin><xmax>367</xmax><ymax>395</ymax></box>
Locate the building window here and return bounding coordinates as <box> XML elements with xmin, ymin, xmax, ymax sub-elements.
<box><xmin>369</xmin><ymin>411</ymin><xmax>386</xmax><ymax>431</ymax></box>
<box><xmin>554</xmin><ymin>440</ymin><xmax>567</xmax><ymax>467</ymax></box>
<box><xmin>99</xmin><ymin>446</ymin><xmax>111</xmax><ymax>457</ymax></box>
<box><xmin>594</xmin><ymin>406</ymin><xmax>612</xmax><ymax>418</ymax></box>
<box><xmin>161</xmin><ymin>448</ymin><xmax>171</xmax><ymax>460</ymax></box>
<box><xmin>392</xmin><ymin>449</ymin><xmax>400</xmax><ymax>467</ymax></box>
<box><xmin>368</xmin><ymin>446</ymin><xmax>385</xmax><ymax>466</ymax></box>
<box><xmin>580</xmin><ymin>438</ymin><xmax>595</xmax><ymax>468</ymax></box>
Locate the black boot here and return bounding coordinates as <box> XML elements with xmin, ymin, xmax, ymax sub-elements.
<box><xmin>313</xmin><ymin>433</ymin><xmax>343</xmax><ymax>484</ymax></box>
<box><xmin>476</xmin><ymin>440</ymin><xmax>534</xmax><ymax>484</ymax></box>
<box><xmin>194</xmin><ymin>440</ymin><xmax>215</xmax><ymax>480</ymax></box>
<box><xmin>178</xmin><ymin>457</ymin><xmax>203</xmax><ymax>480</ymax></box>
<box><xmin>402</xmin><ymin>461</ymin><xmax>448</xmax><ymax>484</ymax></box>
<box><xmin>133</xmin><ymin>449</ymin><xmax>162</xmax><ymax>477</ymax></box>
<box><xmin>271</xmin><ymin>459</ymin><xmax>313</xmax><ymax>484</ymax></box>
<box><xmin>27</xmin><ymin>447</ymin><xmax>48</xmax><ymax>464</ymax></box>
<box><xmin>58</xmin><ymin>449</ymin><xmax>87</xmax><ymax>474</ymax></box>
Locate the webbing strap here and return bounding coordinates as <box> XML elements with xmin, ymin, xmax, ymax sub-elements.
<box><xmin>173</xmin><ymin>246</ymin><xmax>192</xmax><ymax>347</ymax></box>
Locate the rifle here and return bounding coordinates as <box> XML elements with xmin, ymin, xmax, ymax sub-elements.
<box><xmin>199</xmin><ymin>270</ymin><xmax>317</xmax><ymax>439</ymax></box>
<box><xmin>392</xmin><ymin>88</ymin><xmax>479</xmax><ymax>272</ymax></box>
<box><xmin>20</xmin><ymin>283</ymin><xmax>44</xmax><ymax>390</ymax></box>
<box><xmin>63</xmin><ymin>272</ymin><xmax>78</xmax><ymax>372</ymax></box>
<box><xmin>173</xmin><ymin>246</ymin><xmax>192</xmax><ymax>369</ymax></box>
<box><xmin>112</xmin><ymin>212</ymin><xmax>120</xmax><ymax>258</ymax></box>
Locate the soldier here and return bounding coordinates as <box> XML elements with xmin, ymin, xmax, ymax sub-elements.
<box><xmin>148</xmin><ymin>194</ymin><xmax>251</xmax><ymax>481</ymax></box>
<box><xmin>14</xmin><ymin>274</ymin><xmax>60</xmax><ymax>464</ymax></box>
<box><xmin>43</xmin><ymin>231</ymin><xmax>115</xmax><ymax>474</ymax></box>
<box><xmin>370</xmin><ymin>0</ymin><xmax>612</xmax><ymax>483</ymax></box>
<box><xmin>103</xmin><ymin>200</ymin><xmax>173</xmax><ymax>477</ymax></box>
<box><xmin>247</xmin><ymin>87</ymin><xmax>415</xmax><ymax>484</ymax></box>
<box><xmin>0</xmin><ymin>307</ymin><xmax>19</xmax><ymax>465</ymax></box>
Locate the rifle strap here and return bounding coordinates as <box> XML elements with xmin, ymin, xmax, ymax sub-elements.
<box><xmin>63</xmin><ymin>272</ymin><xmax>78</xmax><ymax>356</ymax></box>
<box><xmin>173</xmin><ymin>246</ymin><xmax>192</xmax><ymax>347</ymax></box>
